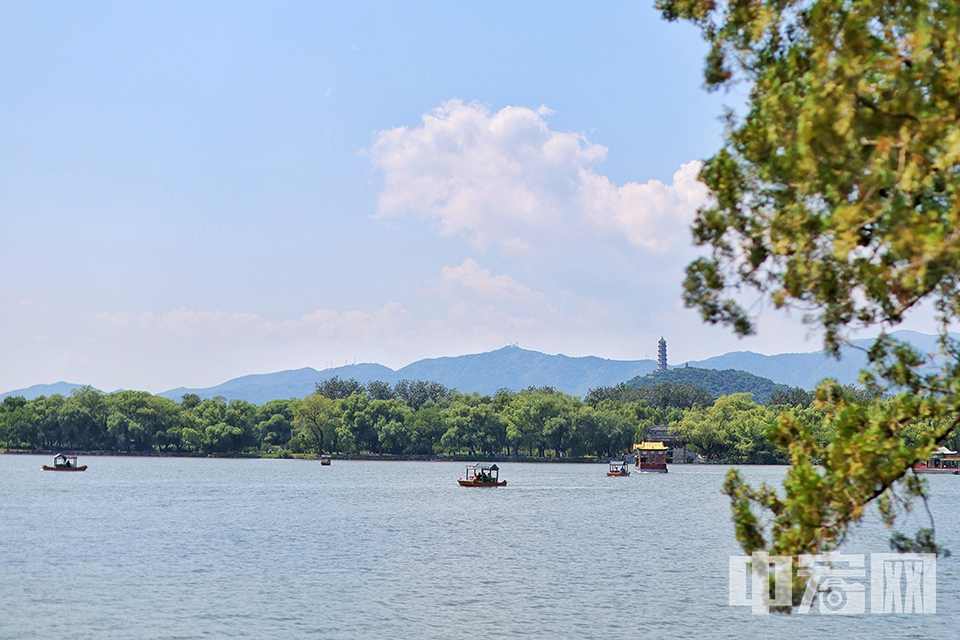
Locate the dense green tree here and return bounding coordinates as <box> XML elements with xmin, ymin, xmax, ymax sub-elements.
<box><xmin>567</xmin><ymin>405</ymin><xmax>602</xmax><ymax>458</ymax></box>
<box><xmin>658</xmin><ymin>0</ymin><xmax>960</xmax><ymax>564</ymax></box>
<box><xmin>406</xmin><ymin>403</ymin><xmax>447</xmax><ymax>454</ymax></box>
<box><xmin>291</xmin><ymin>395</ymin><xmax>340</xmax><ymax>455</ymax></box>
<box><xmin>673</xmin><ymin>394</ymin><xmax>786</xmax><ymax>463</ymax></box>
<box><xmin>501</xmin><ymin>390</ymin><xmax>546</xmax><ymax>456</ymax></box>
<box><xmin>638</xmin><ymin>382</ymin><xmax>715</xmax><ymax>410</ymax></box>
<box><xmin>0</xmin><ymin>396</ymin><xmax>23</xmax><ymax>443</ymax></box>
<box><xmin>338</xmin><ymin>393</ymin><xmax>378</xmax><ymax>454</ymax></box>
<box><xmin>394</xmin><ymin>379</ymin><xmax>451</xmax><ymax>411</ymax></box>
<box><xmin>602</xmin><ymin>408</ymin><xmax>638</xmax><ymax>456</ymax></box>
<box><xmin>587</xmin><ymin>381</ymin><xmax>715</xmax><ymax>409</ymax></box>
<box><xmin>180</xmin><ymin>393</ymin><xmax>201</xmax><ymax>409</ymax></box>
<box><xmin>584</xmin><ymin>383</ymin><xmax>636</xmax><ymax>405</ymax></box>
<box><xmin>767</xmin><ymin>387</ymin><xmax>815</xmax><ymax>409</ymax></box>
<box><xmin>0</xmin><ymin>382</ymin><xmax>849</xmax><ymax>464</ymax></box>
<box><xmin>365</xmin><ymin>380</ymin><xmax>396</xmax><ymax>400</ymax></box>
<box><xmin>33</xmin><ymin>394</ymin><xmax>66</xmax><ymax>449</ymax></box>
<box><xmin>674</xmin><ymin>400</ymin><xmax>735</xmax><ymax>460</ymax></box>
<box><xmin>58</xmin><ymin>387</ymin><xmax>108</xmax><ymax>450</ymax></box>
<box><xmin>369</xmin><ymin>398</ymin><xmax>412</xmax><ymax>454</ymax></box>
<box><xmin>0</xmin><ymin>396</ymin><xmax>38</xmax><ymax>449</ymax></box>
<box><xmin>570</xmin><ymin>404</ymin><xmax>636</xmax><ymax>457</ymax></box>
<box><xmin>629</xmin><ymin>369</ymin><xmax>786</xmax><ymax>403</ymax></box>
<box><xmin>316</xmin><ymin>376</ymin><xmax>364</xmax><ymax>400</ymax></box>
<box><xmin>105</xmin><ymin>391</ymin><xmax>179</xmax><ymax>452</ymax></box>
<box><xmin>254</xmin><ymin>399</ymin><xmax>295</xmax><ymax>447</ymax></box>
<box><xmin>180</xmin><ymin>397</ymin><xmax>257</xmax><ymax>454</ymax></box>
<box><xmin>442</xmin><ymin>393</ymin><xmax>505</xmax><ymax>456</ymax></box>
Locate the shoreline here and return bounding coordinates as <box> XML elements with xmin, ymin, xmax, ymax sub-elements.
<box><xmin>2</xmin><ymin>450</ymin><xmax>624</xmax><ymax>463</ymax></box>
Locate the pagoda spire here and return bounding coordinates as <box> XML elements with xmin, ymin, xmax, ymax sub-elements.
<box><xmin>657</xmin><ymin>337</ymin><xmax>667</xmax><ymax>371</ymax></box>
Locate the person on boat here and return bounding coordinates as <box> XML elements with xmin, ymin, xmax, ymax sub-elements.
<box><xmin>64</xmin><ymin>459</ymin><xmax>71</xmax><ymax>468</ymax></box>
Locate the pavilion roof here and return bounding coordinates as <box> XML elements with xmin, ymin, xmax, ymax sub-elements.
<box><xmin>635</xmin><ymin>441</ymin><xmax>669</xmax><ymax>451</ymax></box>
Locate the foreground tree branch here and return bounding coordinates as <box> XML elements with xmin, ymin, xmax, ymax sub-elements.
<box><xmin>657</xmin><ymin>0</ymin><xmax>960</xmax><ymax>570</ymax></box>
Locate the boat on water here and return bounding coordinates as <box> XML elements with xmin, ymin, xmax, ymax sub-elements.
<box><xmin>320</xmin><ymin>455</ymin><xmax>332</xmax><ymax>466</ymax></box>
<box><xmin>635</xmin><ymin>441</ymin><xmax>668</xmax><ymax>473</ymax></box>
<box><xmin>607</xmin><ymin>460</ymin><xmax>631</xmax><ymax>476</ymax></box>
<box><xmin>458</xmin><ymin>463</ymin><xmax>506</xmax><ymax>487</ymax></box>
<box><xmin>42</xmin><ymin>454</ymin><xmax>87</xmax><ymax>472</ymax></box>
<box><xmin>915</xmin><ymin>446</ymin><xmax>960</xmax><ymax>474</ymax></box>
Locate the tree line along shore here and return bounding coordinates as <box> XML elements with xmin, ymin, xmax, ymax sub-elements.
<box><xmin>2</xmin><ymin>377</ymin><xmax>951</xmax><ymax>464</ymax></box>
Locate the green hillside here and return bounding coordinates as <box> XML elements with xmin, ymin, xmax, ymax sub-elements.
<box><xmin>626</xmin><ymin>367</ymin><xmax>789</xmax><ymax>404</ymax></box>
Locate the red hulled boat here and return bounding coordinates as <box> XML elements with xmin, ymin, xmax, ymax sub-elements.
<box><xmin>42</xmin><ymin>454</ymin><xmax>87</xmax><ymax>472</ymax></box>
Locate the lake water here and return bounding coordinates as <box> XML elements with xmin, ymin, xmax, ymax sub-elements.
<box><xmin>1</xmin><ymin>456</ymin><xmax>958</xmax><ymax>639</ymax></box>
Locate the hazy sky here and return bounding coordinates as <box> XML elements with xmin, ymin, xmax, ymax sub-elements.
<box><xmin>0</xmin><ymin>1</ymin><xmax>936</xmax><ymax>393</ymax></box>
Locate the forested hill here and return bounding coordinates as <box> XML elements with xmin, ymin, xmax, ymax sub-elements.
<box><xmin>626</xmin><ymin>367</ymin><xmax>789</xmax><ymax>403</ymax></box>
<box><xmin>395</xmin><ymin>347</ymin><xmax>657</xmax><ymax>397</ymax></box>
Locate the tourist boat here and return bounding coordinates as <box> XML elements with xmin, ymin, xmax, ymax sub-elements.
<box><xmin>607</xmin><ymin>460</ymin><xmax>631</xmax><ymax>476</ymax></box>
<box><xmin>635</xmin><ymin>441</ymin><xmax>668</xmax><ymax>473</ymax></box>
<box><xmin>915</xmin><ymin>446</ymin><xmax>960</xmax><ymax>474</ymax></box>
<box><xmin>42</xmin><ymin>454</ymin><xmax>87</xmax><ymax>472</ymax></box>
<box><xmin>320</xmin><ymin>455</ymin><xmax>332</xmax><ymax>466</ymax></box>
<box><xmin>458</xmin><ymin>463</ymin><xmax>506</xmax><ymax>487</ymax></box>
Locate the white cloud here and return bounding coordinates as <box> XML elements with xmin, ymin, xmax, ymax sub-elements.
<box><xmin>367</xmin><ymin>99</ymin><xmax>708</xmax><ymax>253</ymax></box>
<box><xmin>430</xmin><ymin>259</ymin><xmax>591</xmax><ymax>348</ymax></box>
<box><xmin>440</xmin><ymin>258</ymin><xmax>546</xmax><ymax>305</ymax></box>
<box><xmin>579</xmin><ymin>160</ymin><xmax>708</xmax><ymax>251</ymax></box>
<box><xmin>100</xmin><ymin>303</ymin><xmax>409</xmax><ymax>343</ymax></box>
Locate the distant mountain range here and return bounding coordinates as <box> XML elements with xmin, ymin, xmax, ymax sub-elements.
<box><xmin>157</xmin><ymin>348</ymin><xmax>660</xmax><ymax>404</ymax></box>
<box><xmin>0</xmin><ymin>381</ymin><xmax>95</xmax><ymax>401</ymax></box>
<box><xmin>683</xmin><ymin>330</ymin><xmax>949</xmax><ymax>390</ymax></box>
<box><xmin>1</xmin><ymin>330</ymin><xmax>951</xmax><ymax>404</ymax></box>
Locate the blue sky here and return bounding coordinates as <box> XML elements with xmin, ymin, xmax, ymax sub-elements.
<box><xmin>0</xmin><ymin>1</ymin><xmax>928</xmax><ymax>393</ymax></box>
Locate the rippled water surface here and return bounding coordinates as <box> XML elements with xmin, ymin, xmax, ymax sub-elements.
<box><xmin>2</xmin><ymin>456</ymin><xmax>959</xmax><ymax>638</ymax></box>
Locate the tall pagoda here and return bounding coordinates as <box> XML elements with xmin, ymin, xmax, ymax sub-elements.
<box><xmin>657</xmin><ymin>337</ymin><xmax>667</xmax><ymax>371</ymax></box>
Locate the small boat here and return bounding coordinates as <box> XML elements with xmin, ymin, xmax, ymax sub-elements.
<box><xmin>635</xmin><ymin>441</ymin><xmax>668</xmax><ymax>473</ymax></box>
<box><xmin>42</xmin><ymin>454</ymin><xmax>87</xmax><ymax>472</ymax></box>
<box><xmin>320</xmin><ymin>455</ymin><xmax>332</xmax><ymax>466</ymax></box>
<box><xmin>607</xmin><ymin>460</ymin><xmax>631</xmax><ymax>476</ymax></box>
<box><xmin>915</xmin><ymin>446</ymin><xmax>960</xmax><ymax>474</ymax></box>
<box><xmin>458</xmin><ymin>463</ymin><xmax>506</xmax><ymax>487</ymax></box>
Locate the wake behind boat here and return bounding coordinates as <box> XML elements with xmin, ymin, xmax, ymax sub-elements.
<box><xmin>42</xmin><ymin>454</ymin><xmax>87</xmax><ymax>472</ymax></box>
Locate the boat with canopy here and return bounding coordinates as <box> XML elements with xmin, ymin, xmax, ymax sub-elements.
<box><xmin>635</xmin><ymin>441</ymin><xmax>668</xmax><ymax>473</ymax></box>
<box><xmin>607</xmin><ymin>460</ymin><xmax>631</xmax><ymax>476</ymax></box>
<box><xmin>42</xmin><ymin>454</ymin><xmax>87</xmax><ymax>472</ymax></box>
<box><xmin>915</xmin><ymin>446</ymin><xmax>960</xmax><ymax>474</ymax></box>
<box><xmin>458</xmin><ymin>463</ymin><xmax>506</xmax><ymax>487</ymax></box>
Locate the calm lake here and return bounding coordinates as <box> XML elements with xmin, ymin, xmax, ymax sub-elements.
<box><xmin>1</xmin><ymin>456</ymin><xmax>958</xmax><ymax>639</ymax></box>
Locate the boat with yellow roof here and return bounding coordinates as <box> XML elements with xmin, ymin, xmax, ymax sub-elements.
<box><xmin>635</xmin><ymin>441</ymin><xmax>668</xmax><ymax>473</ymax></box>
